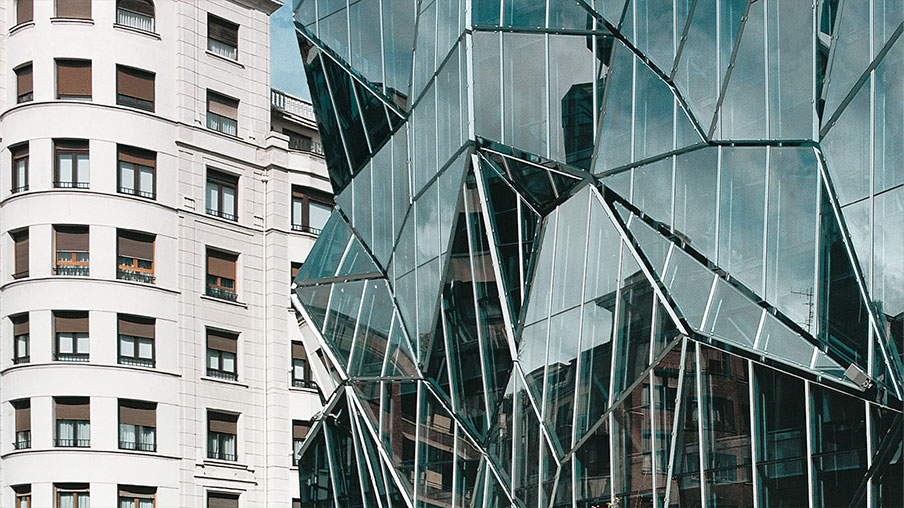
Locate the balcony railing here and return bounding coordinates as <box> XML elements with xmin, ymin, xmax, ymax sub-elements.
<box><xmin>291</xmin><ymin>223</ymin><xmax>323</xmax><ymax>235</ymax></box>
<box><xmin>292</xmin><ymin>378</ymin><xmax>318</xmax><ymax>389</ymax></box>
<box><xmin>54</xmin><ymin>181</ymin><xmax>90</xmax><ymax>189</ymax></box>
<box><xmin>116</xmin><ymin>8</ymin><xmax>154</xmax><ymax>32</ymax></box>
<box><xmin>13</xmin><ymin>355</ymin><xmax>30</xmax><ymax>365</ymax></box>
<box><xmin>55</xmin><ymin>352</ymin><xmax>89</xmax><ymax>362</ymax></box>
<box><xmin>206</xmin><ymin>286</ymin><xmax>238</xmax><ymax>301</ymax></box>
<box><xmin>11</xmin><ymin>185</ymin><xmax>28</xmax><ymax>194</ymax></box>
<box><xmin>55</xmin><ymin>438</ymin><xmax>90</xmax><ymax>448</ymax></box>
<box><xmin>15</xmin><ymin>431</ymin><xmax>31</xmax><ymax>450</ymax></box>
<box><xmin>119</xmin><ymin>356</ymin><xmax>155</xmax><ymax>368</ymax></box>
<box><xmin>271</xmin><ymin>89</ymin><xmax>316</xmax><ymax>122</ymax></box>
<box><xmin>206</xmin><ymin>208</ymin><xmax>237</xmax><ymax>221</ymax></box>
<box><xmin>117</xmin><ymin>266</ymin><xmax>155</xmax><ymax>284</ymax></box>
<box><xmin>119</xmin><ymin>439</ymin><xmax>156</xmax><ymax>452</ymax></box>
<box><xmin>55</xmin><ymin>265</ymin><xmax>90</xmax><ymax>277</ymax></box>
<box><xmin>207</xmin><ymin>368</ymin><xmax>238</xmax><ymax>381</ymax></box>
<box><xmin>119</xmin><ymin>186</ymin><xmax>155</xmax><ymax>199</ymax></box>
<box><xmin>208</xmin><ymin>449</ymin><xmax>238</xmax><ymax>461</ymax></box>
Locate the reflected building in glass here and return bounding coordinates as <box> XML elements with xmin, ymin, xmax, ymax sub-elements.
<box><xmin>288</xmin><ymin>0</ymin><xmax>904</xmax><ymax>506</ymax></box>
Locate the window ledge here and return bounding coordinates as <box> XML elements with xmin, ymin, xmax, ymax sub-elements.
<box><xmin>205</xmin><ymin>50</ymin><xmax>245</xmax><ymax>69</ymax></box>
<box><xmin>50</xmin><ymin>17</ymin><xmax>95</xmax><ymax>25</ymax></box>
<box><xmin>9</xmin><ymin>21</ymin><xmax>35</xmax><ymax>35</ymax></box>
<box><xmin>2</xmin><ymin>447</ymin><xmax>180</xmax><ymax>460</ymax></box>
<box><xmin>201</xmin><ymin>458</ymin><xmax>250</xmax><ymax>470</ymax></box>
<box><xmin>200</xmin><ymin>294</ymin><xmax>247</xmax><ymax>309</ymax></box>
<box><xmin>113</xmin><ymin>23</ymin><xmax>160</xmax><ymax>40</ymax></box>
<box><xmin>288</xmin><ymin>386</ymin><xmax>320</xmax><ymax>395</ymax></box>
<box><xmin>201</xmin><ymin>375</ymin><xmax>249</xmax><ymax>389</ymax></box>
<box><xmin>1</xmin><ymin>360</ymin><xmax>181</xmax><ymax>378</ymax></box>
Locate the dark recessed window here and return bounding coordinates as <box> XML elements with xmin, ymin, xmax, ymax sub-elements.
<box><xmin>54</xmin><ymin>140</ymin><xmax>90</xmax><ymax>189</ymax></box>
<box><xmin>13</xmin><ymin>399</ymin><xmax>30</xmax><ymax>450</ymax></box>
<box><xmin>291</xmin><ymin>186</ymin><xmax>332</xmax><ymax>235</ymax></box>
<box><xmin>54</xmin><ymin>311</ymin><xmax>89</xmax><ymax>362</ymax></box>
<box><xmin>54</xmin><ymin>398</ymin><xmax>90</xmax><ymax>447</ymax></box>
<box><xmin>116</xmin><ymin>0</ymin><xmax>155</xmax><ymax>32</ymax></box>
<box><xmin>292</xmin><ymin>420</ymin><xmax>310</xmax><ymax>466</ymax></box>
<box><xmin>12</xmin><ymin>229</ymin><xmax>29</xmax><ymax>279</ymax></box>
<box><xmin>292</xmin><ymin>341</ymin><xmax>315</xmax><ymax>389</ymax></box>
<box><xmin>206</xmin><ymin>249</ymin><xmax>238</xmax><ymax>301</ymax></box>
<box><xmin>12</xmin><ymin>313</ymin><xmax>30</xmax><ymax>364</ymax></box>
<box><xmin>207</xmin><ymin>329</ymin><xmax>238</xmax><ymax>380</ymax></box>
<box><xmin>16</xmin><ymin>0</ymin><xmax>33</xmax><ymax>25</ymax></box>
<box><xmin>207</xmin><ymin>412</ymin><xmax>238</xmax><ymax>462</ymax></box>
<box><xmin>207</xmin><ymin>91</ymin><xmax>238</xmax><ymax>136</ymax></box>
<box><xmin>118</xmin><ymin>314</ymin><xmax>155</xmax><ymax>368</ymax></box>
<box><xmin>117</xmin><ymin>230</ymin><xmax>155</xmax><ymax>284</ymax></box>
<box><xmin>116</xmin><ymin>65</ymin><xmax>155</xmax><ymax>112</ymax></box>
<box><xmin>11</xmin><ymin>143</ymin><xmax>29</xmax><ymax>193</ymax></box>
<box><xmin>206</xmin><ymin>170</ymin><xmax>238</xmax><ymax>220</ymax></box>
<box><xmin>55</xmin><ymin>0</ymin><xmax>91</xmax><ymax>19</ymax></box>
<box><xmin>207</xmin><ymin>14</ymin><xmax>238</xmax><ymax>60</ymax></box>
<box><xmin>54</xmin><ymin>225</ymin><xmax>89</xmax><ymax>276</ymax></box>
<box><xmin>56</xmin><ymin>59</ymin><xmax>92</xmax><ymax>100</ymax></box>
<box><xmin>118</xmin><ymin>399</ymin><xmax>156</xmax><ymax>452</ymax></box>
<box><xmin>118</xmin><ymin>145</ymin><xmax>156</xmax><ymax>199</ymax></box>
<box><xmin>15</xmin><ymin>63</ymin><xmax>33</xmax><ymax>103</ymax></box>
<box><xmin>13</xmin><ymin>484</ymin><xmax>30</xmax><ymax>508</ymax></box>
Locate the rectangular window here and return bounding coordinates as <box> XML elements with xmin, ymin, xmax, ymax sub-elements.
<box><xmin>15</xmin><ymin>63</ymin><xmax>33</xmax><ymax>103</ymax></box>
<box><xmin>14</xmin><ymin>485</ymin><xmax>31</xmax><ymax>508</ymax></box>
<box><xmin>118</xmin><ymin>400</ymin><xmax>156</xmax><ymax>452</ymax></box>
<box><xmin>11</xmin><ymin>143</ymin><xmax>28</xmax><ymax>193</ymax></box>
<box><xmin>54</xmin><ymin>311</ymin><xmax>89</xmax><ymax>362</ymax></box>
<box><xmin>292</xmin><ymin>420</ymin><xmax>310</xmax><ymax>466</ymax></box>
<box><xmin>12</xmin><ymin>313</ymin><xmax>29</xmax><ymax>364</ymax></box>
<box><xmin>206</xmin><ymin>91</ymin><xmax>238</xmax><ymax>136</ymax></box>
<box><xmin>206</xmin><ymin>170</ymin><xmax>238</xmax><ymax>220</ymax></box>
<box><xmin>56</xmin><ymin>59</ymin><xmax>92</xmax><ymax>99</ymax></box>
<box><xmin>54</xmin><ymin>140</ymin><xmax>90</xmax><ymax>188</ymax></box>
<box><xmin>13</xmin><ymin>229</ymin><xmax>29</xmax><ymax>279</ymax></box>
<box><xmin>116</xmin><ymin>0</ymin><xmax>155</xmax><ymax>31</ymax></box>
<box><xmin>116</xmin><ymin>65</ymin><xmax>154</xmax><ymax>112</ymax></box>
<box><xmin>291</xmin><ymin>262</ymin><xmax>302</xmax><ymax>283</ymax></box>
<box><xmin>54</xmin><ymin>398</ymin><xmax>90</xmax><ymax>447</ymax></box>
<box><xmin>54</xmin><ymin>225</ymin><xmax>90</xmax><ymax>276</ymax></box>
<box><xmin>118</xmin><ymin>486</ymin><xmax>156</xmax><ymax>508</ymax></box>
<box><xmin>117</xmin><ymin>230</ymin><xmax>155</xmax><ymax>284</ymax></box>
<box><xmin>206</xmin><ymin>329</ymin><xmax>237</xmax><ymax>380</ymax></box>
<box><xmin>207</xmin><ymin>411</ymin><xmax>238</xmax><ymax>461</ymax></box>
<box><xmin>207</xmin><ymin>14</ymin><xmax>238</xmax><ymax>60</ymax></box>
<box><xmin>208</xmin><ymin>493</ymin><xmax>239</xmax><ymax>508</ymax></box>
<box><xmin>55</xmin><ymin>484</ymin><xmax>89</xmax><ymax>508</ymax></box>
<box><xmin>284</xmin><ymin>129</ymin><xmax>314</xmax><ymax>152</ymax></box>
<box><xmin>56</xmin><ymin>0</ymin><xmax>91</xmax><ymax>18</ymax></box>
<box><xmin>16</xmin><ymin>0</ymin><xmax>33</xmax><ymax>25</ymax></box>
<box><xmin>13</xmin><ymin>399</ymin><xmax>31</xmax><ymax>450</ymax></box>
<box><xmin>206</xmin><ymin>249</ymin><xmax>238</xmax><ymax>301</ymax></box>
<box><xmin>292</xmin><ymin>341</ymin><xmax>315</xmax><ymax>389</ymax></box>
<box><xmin>118</xmin><ymin>314</ymin><xmax>155</xmax><ymax>367</ymax></box>
<box><xmin>291</xmin><ymin>186</ymin><xmax>333</xmax><ymax>234</ymax></box>
<box><xmin>118</xmin><ymin>145</ymin><xmax>156</xmax><ymax>199</ymax></box>
<box><xmin>118</xmin><ymin>486</ymin><xmax>155</xmax><ymax>508</ymax></box>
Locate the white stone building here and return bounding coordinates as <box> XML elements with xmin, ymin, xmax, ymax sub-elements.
<box><xmin>0</xmin><ymin>1</ymin><xmax>330</xmax><ymax>506</ymax></box>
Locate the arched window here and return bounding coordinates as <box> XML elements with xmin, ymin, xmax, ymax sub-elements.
<box><xmin>116</xmin><ymin>0</ymin><xmax>155</xmax><ymax>32</ymax></box>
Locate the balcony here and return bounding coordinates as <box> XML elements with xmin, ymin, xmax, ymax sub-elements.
<box><xmin>11</xmin><ymin>184</ymin><xmax>28</xmax><ymax>194</ymax></box>
<box><xmin>207</xmin><ymin>368</ymin><xmax>237</xmax><ymax>381</ymax></box>
<box><xmin>55</xmin><ymin>251</ymin><xmax>90</xmax><ymax>276</ymax></box>
<box><xmin>207</xmin><ymin>449</ymin><xmax>237</xmax><ymax>461</ymax></box>
<box><xmin>291</xmin><ymin>223</ymin><xmax>323</xmax><ymax>235</ymax></box>
<box><xmin>118</xmin><ymin>266</ymin><xmax>155</xmax><ymax>284</ymax></box>
<box><xmin>54</xmin><ymin>181</ymin><xmax>90</xmax><ymax>189</ymax></box>
<box><xmin>119</xmin><ymin>356</ymin><xmax>155</xmax><ymax>368</ymax></box>
<box><xmin>13</xmin><ymin>355</ymin><xmax>29</xmax><ymax>365</ymax></box>
<box><xmin>14</xmin><ymin>431</ymin><xmax>31</xmax><ymax>450</ymax></box>
<box><xmin>206</xmin><ymin>285</ymin><xmax>238</xmax><ymax>302</ymax></box>
<box><xmin>271</xmin><ymin>89</ymin><xmax>316</xmax><ymax>122</ymax></box>
<box><xmin>55</xmin><ymin>352</ymin><xmax>89</xmax><ymax>362</ymax></box>
<box><xmin>292</xmin><ymin>378</ymin><xmax>318</xmax><ymax>389</ymax></box>
<box><xmin>119</xmin><ymin>186</ymin><xmax>155</xmax><ymax>199</ymax></box>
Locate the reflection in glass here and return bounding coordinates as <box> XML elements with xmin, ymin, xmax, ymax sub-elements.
<box><xmin>811</xmin><ymin>384</ymin><xmax>867</xmax><ymax>508</ymax></box>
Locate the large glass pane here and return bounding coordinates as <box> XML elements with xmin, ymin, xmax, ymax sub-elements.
<box><xmin>473</xmin><ymin>31</ymin><xmax>502</xmax><ymax>141</ymax></box>
<box><xmin>544</xmin><ymin>306</ymin><xmax>581</xmax><ymax>454</ymax></box>
<box><xmin>575</xmin><ymin>417</ymin><xmax>612</xmax><ymax>506</ymax></box>
<box><xmin>811</xmin><ymin>384</ymin><xmax>867</xmax><ymax>508</ymax></box>
<box><xmin>874</xmin><ymin>188</ymin><xmax>904</xmax><ymax>365</ymax></box>
<box><xmin>661</xmin><ymin>245</ymin><xmax>715</xmax><ymax>329</ymax></box>
<box><xmin>417</xmin><ymin>387</ymin><xmax>455</xmax><ymax>507</ymax></box>
<box><xmin>874</xmin><ymin>34</ymin><xmax>904</xmax><ymax>194</ymax></box>
<box><xmin>323</xmin><ymin>280</ymin><xmax>366</xmax><ymax>365</ymax></box>
<box><xmin>549</xmin><ymin>34</ymin><xmax>595</xmax><ymax>169</ymax></box>
<box><xmin>634</xmin><ymin>62</ymin><xmax>676</xmax><ymax>162</ymax></box>
<box><xmin>702</xmin><ymin>278</ymin><xmax>762</xmax><ymax>348</ymax></box>
<box><xmin>822</xmin><ymin>0</ymin><xmax>870</xmax><ymax>121</ymax></box>
<box><xmin>718</xmin><ymin>0</ymin><xmax>766</xmax><ymax>139</ymax></box>
<box><xmin>766</xmin><ymin>0</ymin><xmax>814</xmax><ymax>138</ymax></box>
<box><xmin>412</xmin><ymin>0</ymin><xmax>437</xmax><ymax>98</ymax></box>
<box><xmin>675</xmin><ymin>0</ymin><xmax>717</xmax><ymax>131</ymax></box>
<box><xmin>631</xmin><ymin>157</ymin><xmax>673</xmax><ymax>225</ymax></box>
<box><xmin>551</xmin><ymin>189</ymin><xmax>590</xmax><ymax>314</ymax></box>
<box><xmin>613</xmin><ymin>247</ymin><xmax>654</xmax><ymax>395</ymax></box>
<box><xmin>821</xmin><ymin>74</ymin><xmax>871</xmax><ymax>206</ymax></box>
<box><xmin>719</xmin><ymin>147</ymin><xmax>766</xmax><ymax>294</ymax></box>
<box><xmin>634</xmin><ymin>0</ymin><xmax>674</xmax><ymax>72</ymax></box>
<box><xmin>383</xmin><ymin>0</ymin><xmax>416</xmax><ymax>109</ymax></box>
<box><xmin>612</xmin><ymin>377</ymin><xmax>653</xmax><ymax>506</ymax></box>
<box><xmin>503</xmin><ymin>32</ymin><xmax>548</xmax><ymax>156</ymax></box>
<box><xmin>349</xmin><ymin>0</ymin><xmax>383</xmax><ymax>84</ymax></box>
<box><xmin>674</xmin><ymin>147</ymin><xmax>718</xmax><ymax>261</ymax></box>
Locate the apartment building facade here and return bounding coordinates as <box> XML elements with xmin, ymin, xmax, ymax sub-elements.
<box><xmin>1</xmin><ymin>1</ymin><xmax>330</xmax><ymax>507</ymax></box>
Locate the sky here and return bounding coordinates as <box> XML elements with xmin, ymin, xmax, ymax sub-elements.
<box><xmin>270</xmin><ymin>3</ymin><xmax>312</xmax><ymax>100</ymax></box>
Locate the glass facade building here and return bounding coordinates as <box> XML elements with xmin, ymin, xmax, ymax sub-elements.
<box><xmin>289</xmin><ymin>0</ymin><xmax>904</xmax><ymax>506</ymax></box>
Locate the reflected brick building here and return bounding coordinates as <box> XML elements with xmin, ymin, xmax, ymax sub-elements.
<box><xmin>289</xmin><ymin>0</ymin><xmax>904</xmax><ymax>507</ymax></box>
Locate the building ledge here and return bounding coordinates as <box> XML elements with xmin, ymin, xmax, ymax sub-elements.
<box><xmin>200</xmin><ymin>375</ymin><xmax>250</xmax><ymax>389</ymax></box>
<box><xmin>200</xmin><ymin>294</ymin><xmax>249</xmax><ymax>309</ymax></box>
<box><xmin>0</xmin><ymin>275</ymin><xmax>180</xmax><ymax>296</ymax></box>
<box><xmin>113</xmin><ymin>23</ymin><xmax>161</xmax><ymax>40</ymax></box>
<box><xmin>206</xmin><ymin>50</ymin><xmax>246</xmax><ymax>69</ymax></box>
<box><xmin>9</xmin><ymin>21</ymin><xmax>35</xmax><ymax>35</ymax></box>
<box><xmin>50</xmin><ymin>17</ymin><xmax>95</xmax><ymax>26</ymax></box>
<box><xmin>1</xmin><ymin>361</ymin><xmax>182</xmax><ymax>379</ymax></box>
<box><xmin>2</xmin><ymin>447</ymin><xmax>180</xmax><ymax>460</ymax></box>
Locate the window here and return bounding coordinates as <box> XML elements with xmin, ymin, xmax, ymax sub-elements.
<box><xmin>285</xmin><ymin>129</ymin><xmax>318</xmax><ymax>152</ymax></box>
<box><xmin>54</xmin><ymin>226</ymin><xmax>90</xmax><ymax>276</ymax></box>
<box><xmin>292</xmin><ymin>500</ymin><xmax>301</xmax><ymax>508</ymax></box>
<box><xmin>15</xmin><ymin>64</ymin><xmax>33</xmax><ymax>103</ymax></box>
<box><xmin>117</xmin><ymin>145</ymin><xmax>156</xmax><ymax>198</ymax></box>
<box><xmin>292</xmin><ymin>420</ymin><xmax>310</xmax><ymax>466</ymax></box>
<box><xmin>291</xmin><ymin>186</ymin><xmax>332</xmax><ymax>234</ymax></box>
<box><xmin>291</xmin><ymin>262</ymin><xmax>302</xmax><ymax>284</ymax></box>
<box><xmin>207</xmin><ymin>91</ymin><xmax>238</xmax><ymax>136</ymax></box>
<box><xmin>11</xmin><ymin>143</ymin><xmax>28</xmax><ymax>193</ymax></box>
<box><xmin>56</xmin><ymin>0</ymin><xmax>91</xmax><ymax>18</ymax></box>
<box><xmin>292</xmin><ymin>341</ymin><xmax>315</xmax><ymax>389</ymax></box>
<box><xmin>118</xmin><ymin>314</ymin><xmax>155</xmax><ymax>367</ymax></box>
<box><xmin>207</xmin><ymin>329</ymin><xmax>237</xmax><ymax>380</ymax></box>
<box><xmin>117</xmin><ymin>230</ymin><xmax>155</xmax><ymax>283</ymax></box>
<box><xmin>16</xmin><ymin>0</ymin><xmax>33</xmax><ymax>25</ymax></box>
<box><xmin>207</xmin><ymin>411</ymin><xmax>238</xmax><ymax>461</ymax></box>
<box><xmin>54</xmin><ymin>398</ymin><xmax>90</xmax><ymax>447</ymax></box>
<box><xmin>13</xmin><ymin>229</ymin><xmax>29</xmax><ymax>279</ymax></box>
<box><xmin>14</xmin><ymin>485</ymin><xmax>31</xmax><ymax>508</ymax></box>
<box><xmin>206</xmin><ymin>169</ymin><xmax>238</xmax><ymax>220</ymax></box>
<box><xmin>55</xmin><ymin>484</ymin><xmax>89</xmax><ymax>508</ymax></box>
<box><xmin>207</xmin><ymin>14</ymin><xmax>238</xmax><ymax>59</ymax></box>
<box><xmin>208</xmin><ymin>492</ymin><xmax>239</xmax><ymax>508</ymax></box>
<box><xmin>118</xmin><ymin>486</ymin><xmax>155</xmax><ymax>508</ymax></box>
<box><xmin>54</xmin><ymin>311</ymin><xmax>89</xmax><ymax>362</ymax></box>
<box><xmin>56</xmin><ymin>60</ymin><xmax>92</xmax><ymax>100</ymax></box>
<box><xmin>206</xmin><ymin>249</ymin><xmax>238</xmax><ymax>301</ymax></box>
<box><xmin>118</xmin><ymin>400</ymin><xmax>156</xmax><ymax>452</ymax></box>
<box><xmin>54</xmin><ymin>140</ymin><xmax>90</xmax><ymax>188</ymax></box>
<box><xmin>12</xmin><ymin>313</ymin><xmax>29</xmax><ymax>364</ymax></box>
<box><xmin>13</xmin><ymin>400</ymin><xmax>30</xmax><ymax>449</ymax></box>
<box><xmin>116</xmin><ymin>0</ymin><xmax>154</xmax><ymax>32</ymax></box>
<box><xmin>116</xmin><ymin>66</ymin><xmax>154</xmax><ymax>111</ymax></box>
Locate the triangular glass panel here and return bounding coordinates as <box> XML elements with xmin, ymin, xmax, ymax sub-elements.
<box><xmin>297</xmin><ymin>423</ymin><xmax>335</xmax><ymax>508</ymax></box>
<box><xmin>822</xmin><ymin>0</ymin><xmax>871</xmax><ymax>124</ymax></box>
<box><xmin>321</xmin><ymin>396</ymin><xmax>366</xmax><ymax>508</ymax></box>
<box><xmin>351</xmin><ymin>380</ymin><xmax>383</xmax><ymax>435</ymax></box>
<box><xmin>321</xmin><ymin>279</ymin><xmax>367</xmax><ymax>370</ymax></box>
<box><xmin>295</xmin><ymin>210</ymin><xmax>351</xmax><ymax>285</ymax></box>
<box><xmin>455</xmin><ymin>422</ymin><xmax>485</xmax><ymax>508</ymax></box>
<box><xmin>651</xmin><ymin>342</ymin><xmax>685</xmax><ymax>504</ymax></box>
<box><xmin>548</xmin><ymin>33</ymin><xmax>599</xmax><ymax>170</ymax></box>
<box><xmin>630</xmin><ymin>0</ymin><xmax>675</xmax><ymax>74</ymax></box>
<box><xmin>821</xmin><ymin>71</ymin><xmax>871</xmax><ymax>206</ymax></box>
<box><xmin>347</xmin><ymin>404</ymin><xmax>384</xmax><ymax>508</ymax></box>
<box><xmin>485</xmin><ymin>368</ymin><xmax>517</xmax><ymax>487</ymax></box>
<box><xmin>382</xmin><ymin>312</ymin><xmax>420</xmax><ymax>379</ymax></box>
<box><xmin>512</xmin><ymin>374</ymin><xmax>543</xmax><ymax>508</ymax></box>
<box><xmin>415</xmin><ymin>385</ymin><xmax>457</xmax><ymax>508</ymax></box>
<box><xmin>716</xmin><ymin>0</ymin><xmax>766</xmax><ymax>140</ymax></box>
<box><xmin>379</xmin><ymin>380</ymin><xmax>419</xmax><ymax>499</ymax></box>
<box><xmin>347</xmin><ymin>279</ymin><xmax>397</xmax><ymax>378</ymax></box>
<box><xmin>577</xmin><ymin>0</ymin><xmax>628</xmax><ymax>28</ymax></box>
<box><xmin>295</xmin><ymin>283</ymin><xmax>333</xmax><ymax>340</ymax></box>
<box><xmin>425</xmin><ymin>309</ymin><xmax>453</xmax><ymax>406</ymax></box>
<box><xmin>381</xmin><ymin>0</ymin><xmax>416</xmax><ymax>111</ymax></box>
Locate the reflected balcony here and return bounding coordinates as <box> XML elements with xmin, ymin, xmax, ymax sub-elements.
<box><xmin>14</xmin><ymin>431</ymin><xmax>31</xmax><ymax>450</ymax></box>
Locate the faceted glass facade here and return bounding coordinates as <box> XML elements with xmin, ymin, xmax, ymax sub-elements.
<box><xmin>290</xmin><ymin>0</ymin><xmax>904</xmax><ymax>506</ymax></box>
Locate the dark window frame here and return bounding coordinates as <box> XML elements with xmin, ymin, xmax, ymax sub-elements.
<box><xmin>206</xmin><ymin>169</ymin><xmax>238</xmax><ymax>221</ymax></box>
<box><xmin>12</xmin><ymin>229</ymin><xmax>29</xmax><ymax>279</ymax></box>
<box><xmin>206</xmin><ymin>91</ymin><xmax>239</xmax><ymax>136</ymax></box>
<box><xmin>14</xmin><ymin>63</ymin><xmax>33</xmax><ymax>103</ymax></box>
<box><xmin>207</xmin><ymin>14</ymin><xmax>239</xmax><ymax>60</ymax></box>
<box><xmin>291</xmin><ymin>186</ymin><xmax>333</xmax><ymax>235</ymax></box>
<box><xmin>55</xmin><ymin>59</ymin><xmax>92</xmax><ymax>100</ymax></box>
<box><xmin>206</xmin><ymin>248</ymin><xmax>239</xmax><ymax>301</ymax></box>
<box><xmin>116</xmin><ymin>65</ymin><xmax>155</xmax><ymax>112</ymax></box>
<box><xmin>11</xmin><ymin>143</ymin><xmax>29</xmax><ymax>193</ymax></box>
<box><xmin>115</xmin><ymin>0</ymin><xmax>155</xmax><ymax>32</ymax></box>
<box><xmin>53</xmin><ymin>225</ymin><xmax>90</xmax><ymax>276</ymax></box>
<box><xmin>53</xmin><ymin>140</ymin><xmax>90</xmax><ymax>189</ymax></box>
